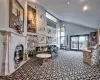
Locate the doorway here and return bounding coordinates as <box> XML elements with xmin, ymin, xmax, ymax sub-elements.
<box><xmin>70</xmin><ymin>35</ymin><xmax>89</xmax><ymax>51</ymax></box>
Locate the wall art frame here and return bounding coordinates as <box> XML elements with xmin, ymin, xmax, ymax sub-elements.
<box><xmin>9</xmin><ymin>0</ymin><xmax>24</xmax><ymax>32</ymax></box>
<box><xmin>37</xmin><ymin>23</ymin><xmax>46</xmax><ymax>34</ymax></box>
<box><xmin>27</xmin><ymin>5</ymin><xmax>36</xmax><ymax>33</ymax></box>
<box><xmin>38</xmin><ymin>10</ymin><xmax>45</xmax><ymax>23</ymax></box>
<box><xmin>38</xmin><ymin>35</ymin><xmax>46</xmax><ymax>44</ymax></box>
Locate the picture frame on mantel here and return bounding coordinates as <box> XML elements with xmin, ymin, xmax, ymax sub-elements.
<box><xmin>9</xmin><ymin>0</ymin><xmax>24</xmax><ymax>32</ymax></box>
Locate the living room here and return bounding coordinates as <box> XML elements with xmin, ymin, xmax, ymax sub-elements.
<box><xmin>0</xmin><ymin>0</ymin><xmax>100</xmax><ymax>80</ymax></box>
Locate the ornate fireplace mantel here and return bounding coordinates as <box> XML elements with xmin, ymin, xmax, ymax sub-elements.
<box><xmin>0</xmin><ymin>30</ymin><xmax>28</xmax><ymax>76</ymax></box>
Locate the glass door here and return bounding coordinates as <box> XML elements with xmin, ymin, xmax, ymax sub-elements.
<box><xmin>71</xmin><ymin>37</ymin><xmax>79</xmax><ymax>50</ymax></box>
<box><xmin>60</xmin><ymin>27</ymin><xmax>65</xmax><ymax>49</ymax></box>
<box><xmin>79</xmin><ymin>36</ymin><xmax>88</xmax><ymax>50</ymax></box>
<box><xmin>70</xmin><ymin>35</ymin><xmax>89</xmax><ymax>50</ymax></box>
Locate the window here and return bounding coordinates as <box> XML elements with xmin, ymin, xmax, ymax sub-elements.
<box><xmin>60</xmin><ymin>27</ymin><xmax>66</xmax><ymax>49</ymax></box>
<box><xmin>46</xmin><ymin>12</ymin><xmax>57</xmax><ymax>23</ymax></box>
<box><xmin>61</xmin><ymin>27</ymin><xmax>65</xmax><ymax>36</ymax></box>
<box><xmin>47</xmin><ymin>18</ymin><xmax>56</xmax><ymax>28</ymax></box>
<box><xmin>61</xmin><ymin>37</ymin><xmax>65</xmax><ymax>44</ymax></box>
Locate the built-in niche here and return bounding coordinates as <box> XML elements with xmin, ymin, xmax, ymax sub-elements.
<box><xmin>14</xmin><ymin>44</ymin><xmax>24</xmax><ymax>69</ymax></box>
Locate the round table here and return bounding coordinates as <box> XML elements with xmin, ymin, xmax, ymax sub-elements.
<box><xmin>36</xmin><ymin>53</ymin><xmax>51</xmax><ymax>64</ymax></box>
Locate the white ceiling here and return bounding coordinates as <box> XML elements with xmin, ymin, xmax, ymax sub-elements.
<box><xmin>36</xmin><ymin>0</ymin><xmax>100</xmax><ymax>29</ymax></box>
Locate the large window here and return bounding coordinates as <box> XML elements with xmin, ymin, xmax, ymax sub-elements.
<box><xmin>61</xmin><ymin>27</ymin><xmax>65</xmax><ymax>36</ymax></box>
<box><xmin>60</xmin><ymin>27</ymin><xmax>66</xmax><ymax>49</ymax></box>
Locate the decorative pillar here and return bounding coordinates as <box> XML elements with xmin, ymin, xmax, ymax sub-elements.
<box><xmin>0</xmin><ymin>31</ymin><xmax>8</xmax><ymax>76</ymax></box>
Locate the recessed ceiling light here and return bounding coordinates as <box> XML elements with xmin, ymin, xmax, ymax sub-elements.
<box><xmin>67</xmin><ymin>2</ymin><xmax>70</xmax><ymax>4</ymax></box>
<box><xmin>83</xmin><ymin>5</ymin><xmax>88</xmax><ymax>11</ymax></box>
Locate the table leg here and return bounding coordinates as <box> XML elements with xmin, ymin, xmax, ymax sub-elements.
<box><xmin>43</xmin><ymin>59</ymin><xmax>46</xmax><ymax>63</ymax></box>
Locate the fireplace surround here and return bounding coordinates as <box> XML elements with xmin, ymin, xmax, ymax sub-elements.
<box><xmin>0</xmin><ymin>30</ymin><xmax>28</xmax><ymax>76</ymax></box>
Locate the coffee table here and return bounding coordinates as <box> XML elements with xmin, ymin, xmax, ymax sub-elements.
<box><xmin>36</xmin><ymin>53</ymin><xmax>51</xmax><ymax>64</ymax></box>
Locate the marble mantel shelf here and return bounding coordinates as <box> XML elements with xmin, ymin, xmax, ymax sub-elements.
<box><xmin>0</xmin><ymin>30</ymin><xmax>27</xmax><ymax>37</ymax></box>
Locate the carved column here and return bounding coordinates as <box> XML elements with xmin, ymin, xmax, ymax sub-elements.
<box><xmin>0</xmin><ymin>31</ymin><xmax>8</xmax><ymax>76</ymax></box>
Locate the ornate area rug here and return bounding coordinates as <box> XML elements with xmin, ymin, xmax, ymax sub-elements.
<box><xmin>0</xmin><ymin>50</ymin><xmax>100</xmax><ymax>80</ymax></box>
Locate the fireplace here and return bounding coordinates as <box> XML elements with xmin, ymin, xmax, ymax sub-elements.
<box><xmin>14</xmin><ymin>44</ymin><xmax>24</xmax><ymax>69</ymax></box>
<box><xmin>0</xmin><ymin>31</ymin><xmax>27</xmax><ymax>75</ymax></box>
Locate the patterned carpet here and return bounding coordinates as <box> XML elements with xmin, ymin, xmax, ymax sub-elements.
<box><xmin>1</xmin><ymin>50</ymin><xmax>100</xmax><ymax>80</ymax></box>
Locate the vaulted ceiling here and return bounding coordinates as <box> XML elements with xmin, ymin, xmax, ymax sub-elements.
<box><xmin>36</xmin><ymin>0</ymin><xmax>100</xmax><ymax>29</ymax></box>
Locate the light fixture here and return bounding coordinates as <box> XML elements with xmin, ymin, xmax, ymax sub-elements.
<box><xmin>67</xmin><ymin>2</ymin><xmax>70</xmax><ymax>4</ymax></box>
<box><xmin>83</xmin><ymin>5</ymin><xmax>88</xmax><ymax>11</ymax></box>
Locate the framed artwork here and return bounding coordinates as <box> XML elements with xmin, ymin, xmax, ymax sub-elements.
<box><xmin>38</xmin><ymin>23</ymin><xmax>45</xmax><ymax>33</ymax></box>
<box><xmin>38</xmin><ymin>11</ymin><xmax>45</xmax><ymax>23</ymax></box>
<box><xmin>47</xmin><ymin>28</ymin><xmax>52</xmax><ymax>34</ymax></box>
<box><xmin>27</xmin><ymin>35</ymin><xmax>38</xmax><ymax>50</ymax></box>
<box><xmin>9</xmin><ymin>0</ymin><xmax>24</xmax><ymax>32</ymax></box>
<box><xmin>47</xmin><ymin>18</ymin><xmax>56</xmax><ymax>28</ymax></box>
<box><xmin>27</xmin><ymin>5</ymin><xmax>36</xmax><ymax>33</ymax></box>
<box><xmin>52</xmin><ymin>29</ymin><xmax>56</xmax><ymax>34</ymax></box>
<box><xmin>46</xmin><ymin>37</ymin><xmax>52</xmax><ymax>44</ymax></box>
<box><xmin>38</xmin><ymin>35</ymin><xmax>46</xmax><ymax>43</ymax></box>
<box><xmin>52</xmin><ymin>37</ymin><xmax>56</xmax><ymax>44</ymax></box>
